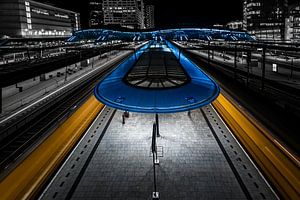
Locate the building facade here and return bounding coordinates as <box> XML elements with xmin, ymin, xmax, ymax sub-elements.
<box><xmin>102</xmin><ymin>0</ymin><xmax>145</xmax><ymax>29</ymax></box>
<box><xmin>226</xmin><ymin>21</ymin><xmax>243</xmax><ymax>30</ymax></box>
<box><xmin>242</xmin><ymin>0</ymin><xmax>248</xmax><ymax>31</ymax></box>
<box><xmin>89</xmin><ymin>1</ymin><xmax>104</xmax><ymax>28</ymax></box>
<box><xmin>144</xmin><ymin>4</ymin><xmax>155</xmax><ymax>29</ymax></box>
<box><xmin>243</xmin><ymin>0</ymin><xmax>288</xmax><ymax>41</ymax></box>
<box><xmin>0</xmin><ymin>0</ymin><xmax>80</xmax><ymax>38</ymax></box>
<box><xmin>285</xmin><ymin>3</ymin><xmax>300</xmax><ymax>43</ymax></box>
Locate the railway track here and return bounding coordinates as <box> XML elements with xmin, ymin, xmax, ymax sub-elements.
<box><xmin>212</xmin><ymin>93</ymin><xmax>300</xmax><ymax>199</ymax></box>
<box><xmin>0</xmin><ymin>51</ymin><xmax>131</xmax><ymax>175</ymax></box>
<box><xmin>0</xmin><ymin>82</ymin><xmax>91</xmax><ymax>172</ymax></box>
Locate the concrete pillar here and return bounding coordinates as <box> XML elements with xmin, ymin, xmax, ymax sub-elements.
<box><xmin>234</xmin><ymin>46</ymin><xmax>237</xmax><ymax>79</ymax></box>
<box><xmin>290</xmin><ymin>58</ymin><xmax>294</xmax><ymax>79</ymax></box>
<box><xmin>65</xmin><ymin>66</ymin><xmax>68</xmax><ymax>82</ymax></box>
<box><xmin>207</xmin><ymin>42</ymin><xmax>210</xmax><ymax>64</ymax></box>
<box><xmin>247</xmin><ymin>51</ymin><xmax>251</xmax><ymax>87</ymax></box>
<box><xmin>261</xmin><ymin>47</ymin><xmax>266</xmax><ymax>91</ymax></box>
<box><xmin>27</xmin><ymin>49</ymin><xmax>30</xmax><ymax>61</ymax></box>
<box><xmin>155</xmin><ymin>114</ymin><xmax>160</xmax><ymax>137</ymax></box>
<box><xmin>0</xmin><ymin>87</ymin><xmax>2</xmax><ymax>114</ymax></box>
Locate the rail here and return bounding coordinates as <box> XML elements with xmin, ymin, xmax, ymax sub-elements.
<box><xmin>0</xmin><ymin>96</ymin><xmax>104</xmax><ymax>200</ymax></box>
<box><xmin>212</xmin><ymin>93</ymin><xmax>300</xmax><ymax>199</ymax></box>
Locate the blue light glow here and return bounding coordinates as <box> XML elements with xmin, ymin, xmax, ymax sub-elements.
<box><xmin>93</xmin><ymin>40</ymin><xmax>220</xmax><ymax>113</ymax></box>
<box><xmin>68</xmin><ymin>28</ymin><xmax>255</xmax><ymax>42</ymax></box>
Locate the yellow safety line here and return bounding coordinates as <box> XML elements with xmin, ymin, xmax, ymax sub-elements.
<box><xmin>0</xmin><ymin>95</ymin><xmax>104</xmax><ymax>200</ymax></box>
<box><xmin>212</xmin><ymin>93</ymin><xmax>300</xmax><ymax>200</ymax></box>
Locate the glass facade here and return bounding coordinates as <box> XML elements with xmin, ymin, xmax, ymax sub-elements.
<box><xmin>243</xmin><ymin>0</ymin><xmax>288</xmax><ymax>41</ymax></box>
<box><xmin>145</xmin><ymin>5</ymin><xmax>155</xmax><ymax>29</ymax></box>
<box><xmin>285</xmin><ymin>4</ymin><xmax>300</xmax><ymax>43</ymax></box>
<box><xmin>102</xmin><ymin>0</ymin><xmax>144</xmax><ymax>29</ymax></box>
<box><xmin>0</xmin><ymin>0</ymin><xmax>80</xmax><ymax>38</ymax></box>
<box><xmin>89</xmin><ymin>1</ymin><xmax>104</xmax><ymax>28</ymax></box>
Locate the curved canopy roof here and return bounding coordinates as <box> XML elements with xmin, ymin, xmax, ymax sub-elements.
<box><xmin>68</xmin><ymin>28</ymin><xmax>255</xmax><ymax>43</ymax></box>
<box><xmin>94</xmin><ymin>40</ymin><xmax>220</xmax><ymax>113</ymax></box>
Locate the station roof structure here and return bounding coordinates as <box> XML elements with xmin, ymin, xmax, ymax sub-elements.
<box><xmin>68</xmin><ymin>28</ymin><xmax>255</xmax><ymax>43</ymax></box>
<box><xmin>94</xmin><ymin>40</ymin><xmax>220</xmax><ymax>113</ymax></box>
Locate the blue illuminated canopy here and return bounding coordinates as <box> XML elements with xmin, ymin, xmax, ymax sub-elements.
<box><xmin>68</xmin><ymin>28</ymin><xmax>255</xmax><ymax>43</ymax></box>
<box><xmin>94</xmin><ymin>40</ymin><xmax>220</xmax><ymax>113</ymax></box>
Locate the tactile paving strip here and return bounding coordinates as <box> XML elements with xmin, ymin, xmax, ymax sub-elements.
<box><xmin>202</xmin><ymin>105</ymin><xmax>278</xmax><ymax>200</ymax></box>
<box><xmin>39</xmin><ymin>106</ymin><xmax>115</xmax><ymax>200</ymax></box>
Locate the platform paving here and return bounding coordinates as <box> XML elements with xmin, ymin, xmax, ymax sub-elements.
<box><xmin>40</xmin><ymin>107</ymin><xmax>277</xmax><ymax>200</ymax></box>
<box><xmin>72</xmin><ymin>110</ymin><xmax>246</xmax><ymax>200</ymax></box>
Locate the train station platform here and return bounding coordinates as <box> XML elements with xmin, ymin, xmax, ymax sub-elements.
<box><xmin>0</xmin><ymin>50</ymin><xmax>122</xmax><ymax>116</ymax></box>
<box><xmin>40</xmin><ymin>106</ymin><xmax>276</xmax><ymax>200</ymax></box>
<box><xmin>1</xmin><ymin>36</ymin><xmax>299</xmax><ymax>200</ymax></box>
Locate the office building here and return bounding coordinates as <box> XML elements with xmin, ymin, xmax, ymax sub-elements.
<box><xmin>102</xmin><ymin>0</ymin><xmax>145</xmax><ymax>29</ymax></box>
<box><xmin>242</xmin><ymin>0</ymin><xmax>248</xmax><ymax>30</ymax></box>
<box><xmin>144</xmin><ymin>4</ymin><xmax>155</xmax><ymax>29</ymax></box>
<box><xmin>0</xmin><ymin>0</ymin><xmax>80</xmax><ymax>38</ymax></box>
<box><xmin>285</xmin><ymin>3</ymin><xmax>300</xmax><ymax>43</ymax></box>
<box><xmin>243</xmin><ymin>0</ymin><xmax>288</xmax><ymax>41</ymax></box>
<box><xmin>89</xmin><ymin>1</ymin><xmax>104</xmax><ymax>28</ymax></box>
<box><xmin>226</xmin><ymin>21</ymin><xmax>243</xmax><ymax>30</ymax></box>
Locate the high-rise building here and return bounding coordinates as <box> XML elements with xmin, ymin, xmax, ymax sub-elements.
<box><xmin>0</xmin><ymin>0</ymin><xmax>80</xmax><ymax>38</ymax></box>
<box><xmin>144</xmin><ymin>4</ymin><xmax>155</xmax><ymax>29</ymax></box>
<box><xmin>137</xmin><ymin>0</ymin><xmax>145</xmax><ymax>29</ymax></box>
<box><xmin>102</xmin><ymin>0</ymin><xmax>145</xmax><ymax>29</ymax></box>
<box><xmin>243</xmin><ymin>0</ymin><xmax>288</xmax><ymax>41</ymax></box>
<box><xmin>242</xmin><ymin>1</ymin><xmax>247</xmax><ymax>31</ymax></box>
<box><xmin>89</xmin><ymin>1</ymin><xmax>104</xmax><ymax>28</ymax></box>
<box><xmin>285</xmin><ymin>3</ymin><xmax>300</xmax><ymax>43</ymax></box>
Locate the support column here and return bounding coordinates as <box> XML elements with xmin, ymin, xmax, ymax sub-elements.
<box><xmin>247</xmin><ymin>51</ymin><xmax>251</xmax><ymax>87</ymax></box>
<box><xmin>207</xmin><ymin>41</ymin><xmax>210</xmax><ymax>64</ymax></box>
<box><xmin>155</xmin><ymin>114</ymin><xmax>160</xmax><ymax>137</ymax></box>
<box><xmin>27</xmin><ymin>49</ymin><xmax>31</xmax><ymax>61</ymax></box>
<box><xmin>152</xmin><ymin>123</ymin><xmax>159</xmax><ymax>199</ymax></box>
<box><xmin>65</xmin><ymin>66</ymin><xmax>68</xmax><ymax>82</ymax></box>
<box><xmin>290</xmin><ymin>58</ymin><xmax>294</xmax><ymax>79</ymax></box>
<box><xmin>234</xmin><ymin>46</ymin><xmax>237</xmax><ymax>79</ymax></box>
<box><xmin>261</xmin><ymin>47</ymin><xmax>266</xmax><ymax>91</ymax></box>
<box><xmin>0</xmin><ymin>87</ymin><xmax>2</xmax><ymax>114</ymax></box>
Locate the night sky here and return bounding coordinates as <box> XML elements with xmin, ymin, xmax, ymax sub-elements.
<box><xmin>41</xmin><ymin>0</ymin><xmax>299</xmax><ymax>29</ymax></box>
